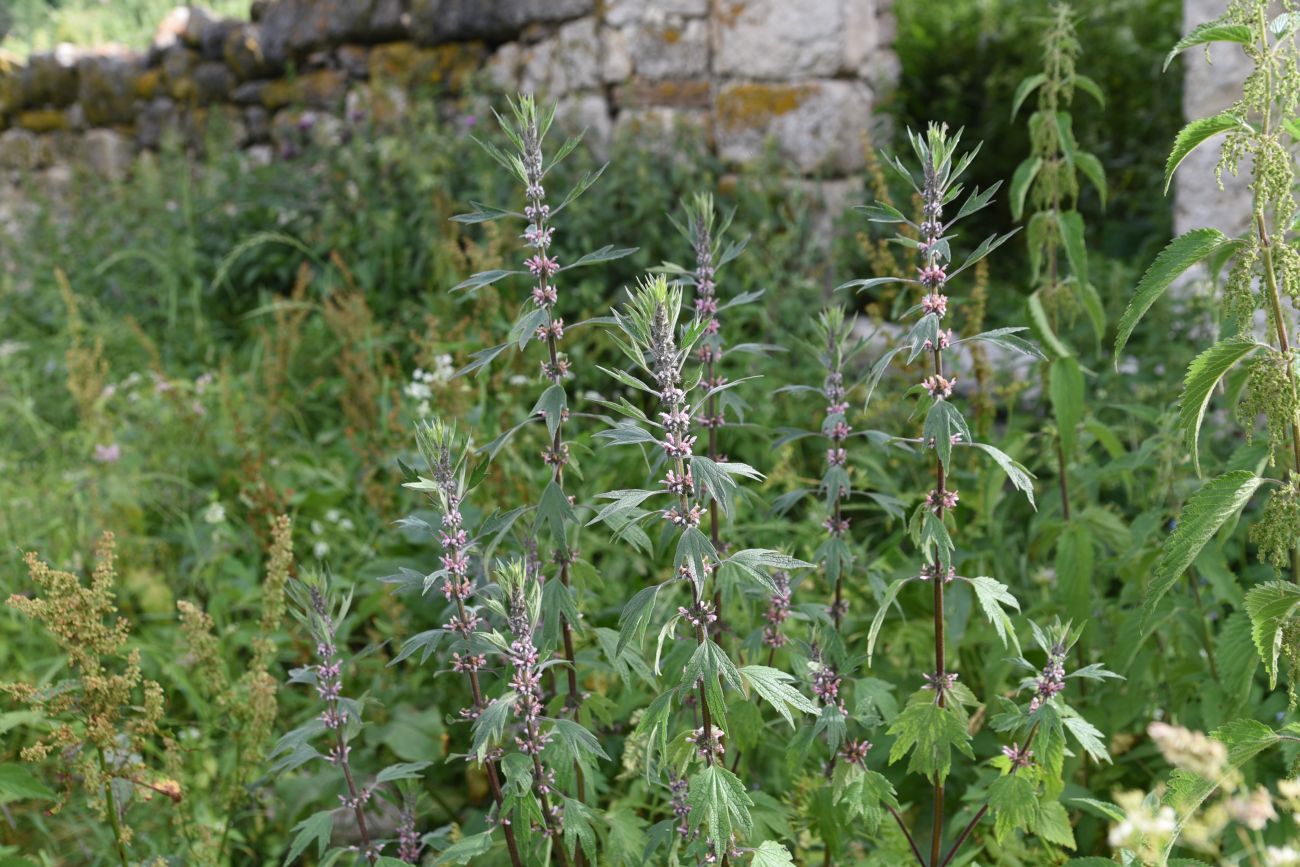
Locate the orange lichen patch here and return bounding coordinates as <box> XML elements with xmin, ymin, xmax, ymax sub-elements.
<box><xmin>134</xmin><ymin>69</ymin><xmax>162</xmax><ymax>100</ymax></box>
<box><xmin>262</xmin><ymin>69</ymin><xmax>346</xmax><ymax>109</ymax></box>
<box><xmin>619</xmin><ymin>79</ymin><xmax>711</xmax><ymax>110</ymax></box>
<box><xmin>717</xmin><ymin>83</ymin><xmax>811</xmax><ymax>130</ymax></box>
<box><xmin>662</xmin><ymin>27</ymin><xmax>682</xmax><ymax>44</ymax></box>
<box><xmin>18</xmin><ymin>109</ymin><xmax>70</xmax><ymax>133</ymax></box>
<box><xmin>718</xmin><ymin>1</ymin><xmax>747</xmax><ymax>28</ymax></box>
<box><xmin>369</xmin><ymin>41</ymin><xmax>483</xmax><ymax>92</ymax></box>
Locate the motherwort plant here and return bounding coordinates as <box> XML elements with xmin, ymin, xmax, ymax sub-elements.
<box><xmin>659</xmin><ymin>193</ymin><xmax>753</xmax><ymax>634</ymax></box>
<box><xmin>279</xmin><ymin>572</ymin><xmax>436</xmax><ymax>865</ymax></box>
<box><xmin>399</xmin><ymin>418</ymin><xmax>524</xmax><ymax>866</ymax></box>
<box><xmin>847</xmin><ymin>124</ymin><xmax>1114</xmax><ymax>864</ymax></box>
<box><xmin>593</xmin><ymin>275</ymin><xmax>815</xmax><ymax>863</ymax></box>
<box><xmin>451</xmin><ymin>96</ymin><xmax>634</xmax><ymax>814</ymax></box>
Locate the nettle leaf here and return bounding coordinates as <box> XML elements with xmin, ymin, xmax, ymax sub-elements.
<box><xmin>965</xmin><ymin>442</ymin><xmax>1036</xmax><ymax>507</ymax></box>
<box><xmin>1075</xmin><ymin>151</ymin><xmax>1107</xmax><ymax>208</ymax></box>
<box><xmin>432</xmin><ymin>830</ymin><xmax>495</xmax><ymax>865</ymax></box>
<box><xmin>867</xmin><ymin>577</ymin><xmax>912</xmax><ymax>666</ymax></box>
<box><xmin>532</xmin><ymin>383</ymin><xmax>568</xmax><ymax>441</ymax></box>
<box><xmin>1049</xmin><ymin>356</ymin><xmax>1084</xmax><ymax>461</ymax></box>
<box><xmin>1141</xmin><ymin>470</ymin><xmax>1264</xmax><ymax>633</ymax></box>
<box><xmin>750</xmin><ymin>840</ymin><xmax>797</xmax><ymax>867</ymax></box>
<box><xmin>1010</xmin><ymin>156</ymin><xmax>1041</xmax><ymax>220</ymax></box>
<box><xmin>688</xmin><ymin>764</ymin><xmax>754</xmax><ymax>851</ymax></box>
<box><xmin>741</xmin><ymin>665</ymin><xmax>819</xmax><ymax>727</ymax></box>
<box><xmin>988</xmin><ymin>773</ymin><xmax>1038</xmax><ymax>842</ymax></box>
<box><xmin>1075</xmin><ymin>74</ymin><xmax>1105</xmax><ymax>108</ymax></box>
<box><xmin>1165</xmin><ymin>113</ymin><xmax>1251</xmax><ymax>193</ymax></box>
<box><xmin>1028</xmin><ymin>290</ymin><xmax>1072</xmax><ymax>359</ymax></box>
<box><xmin>886</xmin><ymin>692</ymin><xmax>974</xmax><ymax>783</ymax></box>
<box><xmin>1244</xmin><ymin>581</ymin><xmax>1300</xmax><ymax>689</ymax></box>
<box><xmin>1115</xmin><ymin>228</ymin><xmax>1232</xmax><ymax>361</ymax></box>
<box><xmin>1177</xmin><ymin>335</ymin><xmax>1261</xmax><ymax>475</ymax></box>
<box><xmin>284</xmin><ymin>810</ymin><xmax>334</xmax><ymax>865</ymax></box>
<box><xmin>1163</xmin><ymin>21</ymin><xmax>1254</xmax><ymax>71</ymax></box>
<box><xmin>966</xmin><ymin>575</ymin><xmax>1021</xmax><ymax>651</ymax></box>
<box><xmin>923</xmin><ymin>400</ymin><xmax>970</xmax><ymax>472</ymax></box>
<box><xmin>1217</xmin><ymin>610</ymin><xmax>1260</xmax><ymax>710</ymax></box>
<box><xmin>1058</xmin><ymin>210</ymin><xmax>1088</xmax><ymax>288</ymax></box>
<box><xmin>1056</xmin><ymin>523</ymin><xmax>1093</xmax><ymax>615</ymax></box>
<box><xmin>1011</xmin><ymin>72</ymin><xmax>1047</xmax><ymax>119</ymax></box>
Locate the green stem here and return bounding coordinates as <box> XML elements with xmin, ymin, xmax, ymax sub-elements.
<box><xmin>97</xmin><ymin>747</ymin><xmax>130</xmax><ymax>867</ymax></box>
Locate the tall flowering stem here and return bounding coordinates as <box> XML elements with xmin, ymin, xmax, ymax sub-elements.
<box><xmin>514</xmin><ymin>97</ymin><xmax>583</xmax><ymax>722</ymax></box>
<box><xmin>850</xmin><ymin>124</ymin><xmax>1115</xmax><ymax>864</ymax></box>
<box><xmin>815</xmin><ymin>307</ymin><xmax>857</xmax><ymax>629</ymax></box>
<box><xmin>407</xmin><ymin>420</ymin><xmax>523</xmax><ymax>867</ymax></box>
<box><xmin>667</xmin><ymin>194</ymin><xmax>746</xmax><ymax>632</ymax></box>
<box><xmin>494</xmin><ymin>560</ymin><xmax>572</xmax><ymax>867</ymax></box>
<box><xmin>453</xmin><ymin>97</ymin><xmax>638</xmax><ymax>817</ymax></box>
<box><xmin>597</xmin><ymin>276</ymin><xmax>813</xmax><ymax>862</ymax></box>
<box><xmin>287</xmin><ymin>574</ymin><xmax>379</xmax><ymax>866</ymax></box>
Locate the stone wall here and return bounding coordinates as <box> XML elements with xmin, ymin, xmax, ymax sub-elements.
<box><xmin>0</xmin><ymin>0</ymin><xmax>896</xmax><ymax>181</ymax></box>
<box><xmin>1174</xmin><ymin>0</ymin><xmax>1249</xmax><ymax>237</ymax></box>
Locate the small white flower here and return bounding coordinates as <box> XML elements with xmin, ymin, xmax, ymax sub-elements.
<box><xmin>311</xmin><ymin>520</ymin><xmax>325</xmax><ymax>536</ymax></box>
<box><xmin>313</xmin><ymin>540</ymin><xmax>330</xmax><ymax>559</ymax></box>
<box><xmin>509</xmin><ymin>374</ymin><xmax>529</xmax><ymax>386</ymax></box>
<box><xmin>325</xmin><ymin>509</ymin><xmax>342</xmax><ymax>524</ymax></box>
<box><xmin>203</xmin><ymin>501</ymin><xmax>226</xmax><ymax>525</ymax></box>
<box><xmin>338</xmin><ymin>518</ymin><xmax>355</xmax><ymax>531</ymax></box>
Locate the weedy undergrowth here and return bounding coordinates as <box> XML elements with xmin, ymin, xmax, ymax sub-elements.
<box><xmin>848</xmin><ymin>123</ymin><xmax>1117</xmax><ymax>865</ymax></box>
<box><xmin>1107</xmin><ymin>0</ymin><xmax>1300</xmax><ymax>860</ymax></box>
<box><xmin>3</xmin><ymin>535</ymin><xmax>171</xmax><ymax>867</ymax></box>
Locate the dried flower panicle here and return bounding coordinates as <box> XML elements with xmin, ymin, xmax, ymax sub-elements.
<box><xmin>4</xmin><ymin>535</ymin><xmax>168</xmax><ymax>842</ymax></box>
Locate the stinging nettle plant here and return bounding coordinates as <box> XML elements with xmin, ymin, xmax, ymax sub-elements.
<box><xmin>1106</xmin><ymin>1</ymin><xmax>1300</xmax><ymax>860</ymax></box>
<box><xmin>1010</xmin><ymin>3</ymin><xmax>1111</xmax><ymax>622</ymax></box>
<box><xmin>1117</xmin><ymin>0</ymin><xmax>1300</xmax><ymax>697</ymax></box>
<box><xmin>846</xmin><ymin>123</ymin><xmax>1116</xmax><ymax>866</ymax></box>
